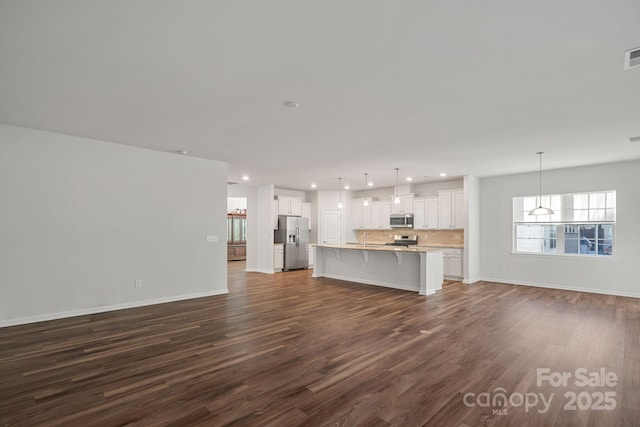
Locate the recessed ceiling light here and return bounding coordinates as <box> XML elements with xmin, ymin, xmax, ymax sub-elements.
<box><xmin>242</xmin><ymin>175</ymin><xmax>250</xmax><ymax>181</ymax></box>
<box><xmin>368</xmin><ymin>182</ymin><xmax>374</xmax><ymax>187</ymax></box>
<box><xmin>344</xmin><ymin>185</ymin><xmax>350</xmax><ymax>190</ymax></box>
<box><xmin>283</xmin><ymin>101</ymin><xmax>299</xmax><ymax>108</ymax></box>
<box><xmin>406</xmin><ymin>177</ymin><xmax>413</xmax><ymax>182</ymax></box>
<box><xmin>439</xmin><ymin>172</ymin><xmax>447</xmax><ymax>177</ymax></box>
<box><xmin>311</xmin><ymin>183</ymin><xmax>317</xmax><ymax>188</ymax></box>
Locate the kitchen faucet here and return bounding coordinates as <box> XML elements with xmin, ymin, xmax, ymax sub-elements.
<box><xmin>362</xmin><ymin>231</ymin><xmax>368</xmax><ymax>247</ymax></box>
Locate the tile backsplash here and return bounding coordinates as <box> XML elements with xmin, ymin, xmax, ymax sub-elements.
<box><xmin>355</xmin><ymin>229</ymin><xmax>463</xmax><ymax>248</ymax></box>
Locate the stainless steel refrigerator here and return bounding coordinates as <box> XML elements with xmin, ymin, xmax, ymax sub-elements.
<box><xmin>274</xmin><ymin>215</ymin><xmax>309</xmax><ymax>271</ymax></box>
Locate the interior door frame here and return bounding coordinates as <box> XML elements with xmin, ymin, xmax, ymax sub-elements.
<box><xmin>321</xmin><ymin>208</ymin><xmax>343</xmax><ymax>245</ymax></box>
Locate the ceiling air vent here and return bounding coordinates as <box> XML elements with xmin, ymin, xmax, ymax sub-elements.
<box><xmin>624</xmin><ymin>48</ymin><xmax>640</xmax><ymax>69</ymax></box>
<box><xmin>227</xmin><ymin>181</ymin><xmax>238</xmax><ymax>185</ymax></box>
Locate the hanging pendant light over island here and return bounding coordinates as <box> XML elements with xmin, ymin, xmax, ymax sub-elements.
<box><xmin>394</xmin><ymin>168</ymin><xmax>401</xmax><ymax>204</ymax></box>
<box><xmin>363</xmin><ymin>173</ymin><xmax>369</xmax><ymax>206</ymax></box>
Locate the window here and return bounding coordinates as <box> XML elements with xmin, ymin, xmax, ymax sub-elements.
<box><xmin>513</xmin><ymin>191</ymin><xmax>615</xmax><ymax>257</ymax></box>
<box><xmin>563</xmin><ymin>224</ymin><xmax>613</xmax><ymax>255</ymax></box>
<box><xmin>515</xmin><ymin>224</ymin><xmax>557</xmax><ymax>254</ymax></box>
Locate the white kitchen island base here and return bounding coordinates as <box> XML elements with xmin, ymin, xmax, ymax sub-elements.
<box><xmin>312</xmin><ymin>245</ymin><xmax>444</xmax><ymax>295</ymax></box>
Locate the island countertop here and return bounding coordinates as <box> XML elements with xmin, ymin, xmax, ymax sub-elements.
<box><xmin>313</xmin><ymin>244</ymin><xmax>444</xmax><ymax>295</ymax></box>
<box><xmin>312</xmin><ymin>243</ymin><xmax>448</xmax><ymax>253</ymax></box>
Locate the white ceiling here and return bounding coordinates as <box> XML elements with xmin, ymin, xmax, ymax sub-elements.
<box><xmin>1</xmin><ymin>1</ymin><xmax>640</xmax><ymax>191</ymax></box>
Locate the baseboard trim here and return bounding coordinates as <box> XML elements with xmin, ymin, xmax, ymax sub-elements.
<box><xmin>480</xmin><ymin>277</ymin><xmax>640</xmax><ymax>299</ymax></box>
<box><xmin>0</xmin><ymin>289</ymin><xmax>229</xmax><ymax>328</ymax></box>
<box><xmin>245</xmin><ymin>268</ymin><xmax>275</xmax><ymax>274</ymax></box>
<box><xmin>321</xmin><ymin>273</ymin><xmax>419</xmax><ymax>293</ymax></box>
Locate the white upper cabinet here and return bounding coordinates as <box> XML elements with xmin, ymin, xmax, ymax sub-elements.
<box><xmin>438</xmin><ymin>189</ymin><xmax>464</xmax><ymax>229</ymax></box>
<box><xmin>277</xmin><ymin>195</ymin><xmax>303</xmax><ymax>216</ymax></box>
<box><xmin>352</xmin><ymin>198</ymin><xmax>372</xmax><ymax>229</ymax></box>
<box><xmin>453</xmin><ymin>190</ymin><xmax>465</xmax><ymax>229</ymax></box>
<box><xmin>370</xmin><ymin>201</ymin><xmax>391</xmax><ymax>229</ymax></box>
<box><xmin>413</xmin><ymin>197</ymin><xmax>439</xmax><ymax>229</ymax></box>
<box><xmin>390</xmin><ymin>194</ymin><xmax>414</xmax><ymax>214</ymax></box>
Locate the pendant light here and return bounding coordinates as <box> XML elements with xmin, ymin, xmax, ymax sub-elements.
<box><xmin>338</xmin><ymin>177</ymin><xmax>343</xmax><ymax>209</ymax></box>
<box><xmin>363</xmin><ymin>173</ymin><xmax>369</xmax><ymax>206</ymax></box>
<box><xmin>393</xmin><ymin>168</ymin><xmax>401</xmax><ymax>204</ymax></box>
<box><xmin>528</xmin><ymin>152</ymin><xmax>554</xmax><ymax>216</ymax></box>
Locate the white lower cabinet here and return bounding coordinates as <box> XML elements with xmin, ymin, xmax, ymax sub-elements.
<box><xmin>274</xmin><ymin>244</ymin><xmax>284</xmax><ymax>272</ymax></box>
<box><xmin>443</xmin><ymin>248</ymin><xmax>463</xmax><ymax>279</ymax></box>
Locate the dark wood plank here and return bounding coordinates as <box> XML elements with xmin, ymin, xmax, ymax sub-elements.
<box><xmin>0</xmin><ymin>262</ymin><xmax>636</xmax><ymax>426</ymax></box>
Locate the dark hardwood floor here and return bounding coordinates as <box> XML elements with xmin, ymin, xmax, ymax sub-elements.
<box><xmin>1</xmin><ymin>262</ymin><xmax>639</xmax><ymax>426</ymax></box>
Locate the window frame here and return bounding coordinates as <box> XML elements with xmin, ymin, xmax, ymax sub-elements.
<box><xmin>512</xmin><ymin>191</ymin><xmax>616</xmax><ymax>258</ymax></box>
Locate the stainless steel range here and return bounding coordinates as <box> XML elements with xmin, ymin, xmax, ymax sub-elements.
<box><xmin>385</xmin><ymin>235</ymin><xmax>418</xmax><ymax>247</ymax></box>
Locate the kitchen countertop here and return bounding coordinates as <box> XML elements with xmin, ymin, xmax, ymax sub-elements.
<box><xmin>313</xmin><ymin>243</ymin><xmax>447</xmax><ymax>253</ymax></box>
<box><xmin>344</xmin><ymin>242</ymin><xmax>463</xmax><ymax>249</ymax></box>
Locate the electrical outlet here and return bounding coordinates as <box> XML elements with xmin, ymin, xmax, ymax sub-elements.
<box><xmin>206</xmin><ymin>235</ymin><xmax>218</xmax><ymax>243</ymax></box>
<box><xmin>135</xmin><ymin>279</ymin><xmax>142</xmax><ymax>288</ymax></box>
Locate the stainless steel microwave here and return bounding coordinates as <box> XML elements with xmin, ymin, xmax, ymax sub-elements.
<box><xmin>390</xmin><ymin>213</ymin><xmax>414</xmax><ymax>228</ymax></box>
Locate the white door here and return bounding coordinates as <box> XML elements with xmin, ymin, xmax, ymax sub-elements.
<box><xmin>322</xmin><ymin>209</ymin><xmax>342</xmax><ymax>245</ymax></box>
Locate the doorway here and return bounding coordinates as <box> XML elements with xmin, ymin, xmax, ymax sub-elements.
<box><xmin>227</xmin><ymin>197</ymin><xmax>247</xmax><ymax>261</ymax></box>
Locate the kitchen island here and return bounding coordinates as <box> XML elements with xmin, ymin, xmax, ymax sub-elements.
<box><xmin>312</xmin><ymin>244</ymin><xmax>444</xmax><ymax>295</ymax></box>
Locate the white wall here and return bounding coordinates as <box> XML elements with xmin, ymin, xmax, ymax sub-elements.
<box><xmin>307</xmin><ymin>191</ymin><xmax>319</xmax><ymax>243</ymax></box>
<box><xmin>352</xmin><ymin>187</ymin><xmax>394</xmax><ymax>200</ymax></box>
<box><xmin>411</xmin><ymin>179</ymin><xmax>464</xmax><ymax>197</ymax></box>
<box><xmin>274</xmin><ymin>187</ymin><xmax>307</xmax><ymax>200</ymax></box>
<box><xmin>480</xmin><ymin>159</ymin><xmax>640</xmax><ymax>297</ymax></box>
<box><xmin>256</xmin><ymin>184</ymin><xmax>275</xmax><ymax>273</ymax></box>
<box><xmin>227</xmin><ymin>197</ymin><xmax>247</xmax><ymax>213</ymax></box>
<box><xmin>464</xmin><ymin>175</ymin><xmax>480</xmax><ymax>283</ymax></box>
<box><xmin>352</xmin><ymin>179</ymin><xmax>464</xmax><ymax>200</ymax></box>
<box><xmin>0</xmin><ymin>124</ymin><xmax>228</xmax><ymax>326</ymax></box>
